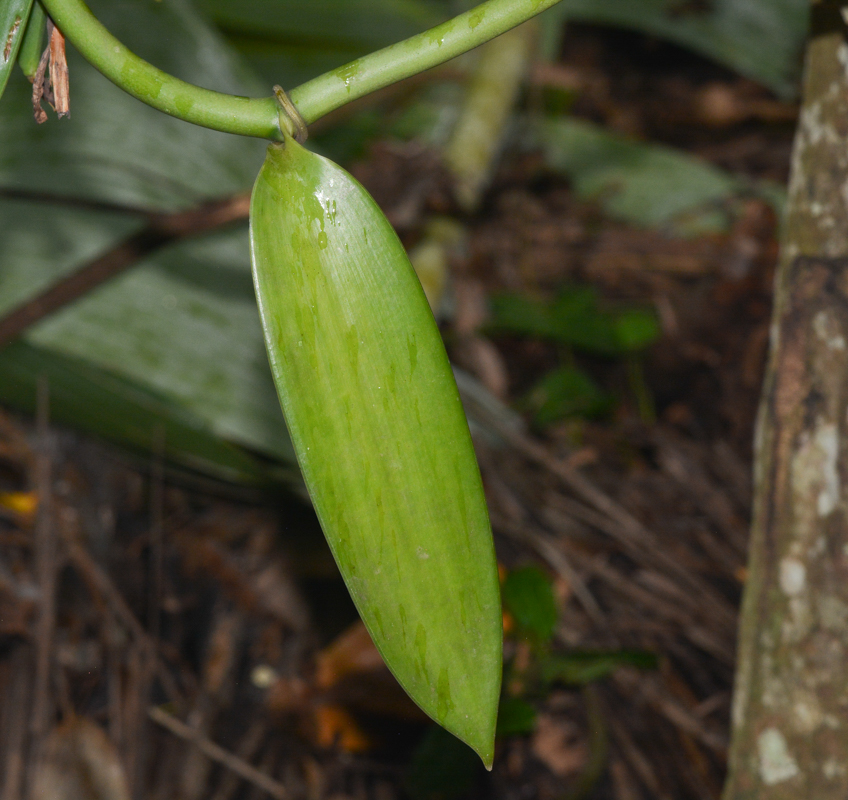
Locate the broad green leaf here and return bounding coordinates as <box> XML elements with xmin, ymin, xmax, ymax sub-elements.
<box><xmin>489</xmin><ymin>288</ymin><xmax>661</xmax><ymax>357</ymax></box>
<box><xmin>250</xmin><ymin>137</ymin><xmax>502</xmax><ymax>765</ymax></box>
<box><xmin>196</xmin><ymin>0</ymin><xmax>449</xmax><ymax>88</ymax></box>
<box><xmin>540</xmin><ymin>649</ymin><xmax>658</xmax><ymax>686</ymax></box>
<box><xmin>0</xmin><ymin>0</ymin><xmax>299</xmax><ymax>479</ymax></box>
<box><xmin>550</xmin><ymin>0</ymin><xmax>806</xmax><ymax>98</ymax></box>
<box><xmin>502</xmin><ymin>565</ymin><xmax>558</xmax><ymax>643</ymax></box>
<box><xmin>0</xmin><ymin>341</ymin><xmax>268</xmax><ymax>484</ymax></box>
<box><xmin>197</xmin><ymin>0</ymin><xmax>446</xmax><ymax>53</ymax></box>
<box><xmin>520</xmin><ymin>366</ymin><xmax>612</xmax><ymax>426</ymax></box>
<box><xmin>0</xmin><ymin>0</ymin><xmax>34</xmax><ymax>101</ymax></box>
<box><xmin>0</xmin><ymin>197</ymin><xmax>297</xmax><ymax>473</ymax></box>
<box><xmin>532</xmin><ymin>118</ymin><xmax>740</xmax><ymax>232</ymax></box>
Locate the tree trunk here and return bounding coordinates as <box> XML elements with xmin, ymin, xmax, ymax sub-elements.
<box><xmin>723</xmin><ymin>6</ymin><xmax>848</xmax><ymax>798</ymax></box>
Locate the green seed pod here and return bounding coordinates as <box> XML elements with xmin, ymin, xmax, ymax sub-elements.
<box><xmin>250</xmin><ymin>136</ymin><xmax>501</xmax><ymax>766</ymax></box>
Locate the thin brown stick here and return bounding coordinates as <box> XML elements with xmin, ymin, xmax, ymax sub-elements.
<box><xmin>0</xmin><ymin>193</ymin><xmax>249</xmax><ymax>348</ymax></box>
<box><xmin>64</xmin><ymin>536</ymin><xmax>181</xmax><ymax>702</ymax></box>
<box><xmin>148</xmin><ymin>425</ymin><xmax>165</xmax><ymax>642</ymax></box>
<box><xmin>496</xmin><ymin>425</ymin><xmax>737</xmax><ymax>626</ymax></box>
<box><xmin>606</xmin><ymin>713</ymin><xmax>668</xmax><ymax>800</ymax></box>
<box><xmin>574</xmin><ymin>555</ymin><xmax>734</xmax><ymax>664</ymax></box>
<box><xmin>148</xmin><ymin>707</ymin><xmax>287</xmax><ymax>800</ymax></box>
<box><xmin>29</xmin><ymin>380</ymin><xmax>57</xmax><ymax>763</ymax></box>
<box><xmin>490</xmin><ymin>511</ymin><xmax>606</xmax><ymax>626</ymax></box>
<box><xmin>0</xmin><ymin>646</ymin><xmax>33</xmax><ymax>800</ymax></box>
<box><xmin>124</xmin><ymin>643</ymin><xmax>152</xmax><ymax>794</ymax></box>
<box><xmin>209</xmin><ymin>722</ymin><xmax>268</xmax><ymax>800</ymax></box>
<box><xmin>614</xmin><ymin>670</ymin><xmax>728</xmax><ymax>755</ymax></box>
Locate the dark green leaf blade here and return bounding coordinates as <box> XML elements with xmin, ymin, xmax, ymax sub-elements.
<box><xmin>549</xmin><ymin>0</ymin><xmax>806</xmax><ymax>98</ymax></box>
<box><xmin>520</xmin><ymin>366</ymin><xmax>612</xmax><ymax>426</ymax></box>
<box><xmin>0</xmin><ymin>0</ymin><xmax>34</xmax><ymax>101</ymax></box>
<box><xmin>0</xmin><ymin>340</ymin><xmax>268</xmax><ymax>484</ymax></box>
<box><xmin>502</xmin><ymin>565</ymin><xmax>558</xmax><ymax>643</ymax></box>
<box><xmin>250</xmin><ymin>138</ymin><xmax>502</xmax><ymax>766</ymax></box>
<box><xmin>541</xmin><ymin>649</ymin><xmax>658</xmax><ymax>686</ymax></box>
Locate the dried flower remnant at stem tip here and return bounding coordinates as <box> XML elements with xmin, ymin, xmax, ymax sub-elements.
<box><xmin>274</xmin><ymin>85</ymin><xmax>307</xmax><ymax>143</ymax></box>
<box><xmin>48</xmin><ymin>21</ymin><xmax>69</xmax><ymax>116</ymax></box>
<box><xmin>32</xmin><ymin>20</ymin><xmax>69</xmax><ymax>122</ymax></box>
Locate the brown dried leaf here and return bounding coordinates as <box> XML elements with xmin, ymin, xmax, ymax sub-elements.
<box><xmin>531</xmin><ymin>713</ymin><xmax>588</xmax><ymax>778</ymax></box>
<box><xmin>47</xmin><ymin>23</ymin><xmax>69</xmax><ymax>117</ymax></box>
<box><xmin>314</xmin><ymin>620</ymin><xmax>385</xmax><ymax>690</ymax></box>
<box><xmin>312</xmin><ymin>704</ymin><xmax>371</xmax><ymax>753</ymax></box>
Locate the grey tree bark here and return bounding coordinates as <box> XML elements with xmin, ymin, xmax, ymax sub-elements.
<box><xmin>723</xmin><ymin>4</ymin><xmax>848</xmax><ymax>798</ymax></box>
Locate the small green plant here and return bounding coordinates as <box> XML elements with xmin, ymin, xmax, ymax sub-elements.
<box><xmin>1</xmin><ymin>0</ymin><xmax>566</xmax><ymax>767</ymax></box>
<box><xmin>497</xmin><ymin>565</ymin><xmax>657</xmax><ymax>795</ymax></box>
<box><xmin>488</xmin><ymin>287</ymin><xmax>661</xmax><ymax>426</ymax></box>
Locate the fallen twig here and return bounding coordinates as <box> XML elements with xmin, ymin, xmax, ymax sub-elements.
<box><xmin>148</xmin><ymin>706</ymin><xmax>287</xmax><ymax>800</ymax></box>
<box><xmin>494</xmin><ymin>424</ymin><xmax>737</xmax><ymax>627</ymax></box>
<box><xmin>0</xmin><ymin>193</ymin><xmax>250</xmax><ymax>347</ymax></box>
<box><xmin>63</xmin><ymin>536</ymin><xmax>181</xmax><ymax>702</ymax></box>
<box><xmin>29</xmin><ymin>380</ymin><xmax>57</xmax><ymax>771</ymax></box>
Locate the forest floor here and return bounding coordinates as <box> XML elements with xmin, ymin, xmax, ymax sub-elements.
<box><xmin>0</xmin><ymin>23</ymin><xmax>798</xmax><ymax>800</ymax></box>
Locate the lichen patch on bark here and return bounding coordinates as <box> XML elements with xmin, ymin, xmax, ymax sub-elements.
<box><xmin>778</xmin><ymin>557</ymin><xmax>806</xmax><ymax>595</ymax></box>
<box><xmin>757</xmin><ymin>728</ymin><xmax>799</xmax><ymax>786</ymax></box>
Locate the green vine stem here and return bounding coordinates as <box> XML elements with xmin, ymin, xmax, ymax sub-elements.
<box><xmin>288</xmin><ymin>0</ymin><xmax>561</xmax><ymax>124</ymax></box>
<box><xmin>39</xmin><ymin>0</ymin><xmax>282</xmax><ymax>139</ymax></box>
<box><xmin>38</xmin><ymin>0</ymin><xmax>562</xmax><ymax>140</ymax></box>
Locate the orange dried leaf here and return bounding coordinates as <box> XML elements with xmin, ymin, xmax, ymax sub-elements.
<box><xmin>313</xmin><ymin>704</ymin><xmax>371</xmax><ymax>753</ymax></box>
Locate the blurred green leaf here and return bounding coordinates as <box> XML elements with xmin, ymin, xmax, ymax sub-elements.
<box><xmin>0</xmin><ymin>0</ymin><xmax>300</xmax><ymax>480</ymax></box>
<box><xmin>550</xmin><ymin>0</ymin><xmax>806</xmax><ymax>98</ymax></box>
<box><xmin>196</xmin><ymin>0</ymin><xmax>446</xmax><ymax>52</ymax></box>
<box><xmin>199</xmin><ymin>0</ymin><xmax>804</xmax><ymax>97</ymax></box>
<box><xmin>489</xmin><ymin>288</ymin><xmax>661</xmax><ymax>357</ymax></box>
<box><xmin>614</xmin><ymin>310</ymin><xmax>664</xmax><ymax>351</ymax></box>
<box><xmin>520</xmin><ymin>366</ymin><xmax>613</xmax><ymax>426</ymax></box>
<box><xmin>0</xmin><ymin>196</ymin><xmax>297</xmax><ymax>471</ymax></box>
<box><xmin>502</xmin><ymin>565</ymin><xmax>558</xmax><ymax>643</ymax></box>
<box><xmin>406</xmin><ymin>725</ymin><xmax>479</xmax><ymax>800</ymax></box>
<box><xmin>496</xmin><ymin>696</ymin><xmax>537</xmax><ymax>736</ymax></box>
<box><xmin>532</xmin><ymin>118</ymin><xmax>740</xmax><ymax>232</ymax></box>
<box><xmin>0</xmin><ymin>0</ymin><xmax>33</xmax><ymax>101</ymax></box>
<box><xmin>0</xmin><ymin>341</ymin><xmax>269</xmax><ymax>484</ymax></box>
<box><xmin>0</xmin><ymin>0</ymin><xmax>267</xmax><ymax>209</ymax></box>
<box><xmin>488</xmin><ymin>292</ymin><xmax>571</xmax><ymax>342</ymax></box>
<box><xmin>195</xmin><ymin>0</ymin><xmax>449</xmax><ymax>87</ymax></box>
<box><xmin>552</xmin><ymin>292</ymin><xmax>661</xmax><ymax>356</ymax></box>
<box><xmin>540</xmin><ymin>650</ymin><xmax>658</xmax><ymax>686</ymax></box>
